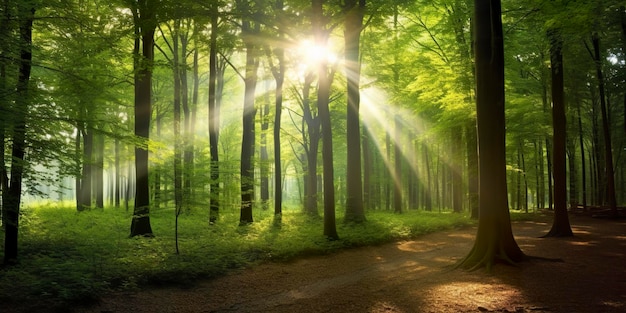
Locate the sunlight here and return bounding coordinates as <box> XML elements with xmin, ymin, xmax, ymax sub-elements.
<box><xmin>296</xmin><ymin>39</ymin><xmax>338</xmax><ymax>76</ymax></box>
<box><xmin>360</xmin><ymin>86</ymin><xmax>448</xmax><ymax>208</ymax></box>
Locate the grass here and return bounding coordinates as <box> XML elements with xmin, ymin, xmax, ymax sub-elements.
<box><xmin>0</xmin><ymin>203</ymin><xmax>474</xmax><ymax>308</ymax></box>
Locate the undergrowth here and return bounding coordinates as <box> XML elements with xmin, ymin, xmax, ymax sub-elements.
<box><xmin>0</xmin><ymin>203</ymin><xmax>474</xmax><ymax>308</ymax></box>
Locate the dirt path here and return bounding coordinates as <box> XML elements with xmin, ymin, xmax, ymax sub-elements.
<box><xmin>81</xmin><ymin>214</ymin><xmax>625</xmax><ymax>313</ymax></box>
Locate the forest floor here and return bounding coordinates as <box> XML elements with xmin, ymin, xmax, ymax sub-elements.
<box><xmin>21</xmin><ymin>213</ymin><xmax>626</xmax><ymax>312</ymax></box>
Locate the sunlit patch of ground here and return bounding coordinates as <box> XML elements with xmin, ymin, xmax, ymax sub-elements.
<box><xmin>423</xmin><ymin>281</ymin><xmax>525</xmax><ymax>312</ymax></box>
<box><xmin>369</xmin><ymin>301</ymin><xmax>407</xmax><ymax>313</ymax></box>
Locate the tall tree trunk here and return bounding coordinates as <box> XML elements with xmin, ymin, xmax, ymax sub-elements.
<box><xmin>313</xmin><ymin>0</ymin><xmax>338</xmax><ymax>239</ymax></box>
<box><xmin>362</xmin><ymin>126</ymin><xmax>372</xmax><ymax>210</ymax></box>
<box><xmin>115</xmin><ymin>138</ymin><xmax>121</xmax><ymax>207</ymax></box>
<box><xmin>466</xmin><ymin>122</ymin><xmax>478</xmax><ymax>218</ymax></box>
<box><xmin>302</xmin><ymin>74</ymin><xmax>319</xmax><ymax>216</ymax></box>
<box><xmin>181</xmin><ymin>28</ymin><xmax>193</xmax><ymax>212</ymax></box>
<box><xmin>239</xmin><ymin>10</ymin><xmax>259</xmax><ymax>225</ymax></box>
<box><xmin>260</xmin><ymin>82</ymin><xmax>270</xmax><ymax>211</ymax></box>
<box><xmin>590</xmin><ymin>33</ymin><xmax>617</xmax><ymax>217</ymax></box>
<box><xmin>544</xmin><ymin>28</ymin><xmax>572</xmax><ymax>237</ymax></box>
<box><xmin>130</xmin><ymin>1</ymin><xmax>155</xmax><ymax>237</ymax></box>
<box><xmin>0</xmin><ymin>0</ymin><xmax>10</xmax><ymax>227</ymax></box>
<box><xmin>173</xmin><ymin>21</ymin><xmax>183</xmax><ymax>239</ymax></box>
<box><xmin>80</xmin><ymin>127</ymin><xmax>93</xmax><ymax>211</ymax></box>
<box><xmin>344</xmin><ymin>0</ymin><xmax>366</xmax><ymax>223</ymax></box>
<box><xmin>3</xmin><ymin>1</ymin><xmax>34</xmax><ymax>264</ymax></box>
<box><xmin>268</xmin><ymin>5</ymin><xmax>286</xmax><ymax>217</ymax></box>
<box><xmin>458</xmin><ymin>0</ymin><xmax>524</xmax><ymax>270</ymax></box>
<box><xmin>577</xmin><ymin>100</ymin><xmax>587</xmax><ymax>210</ymax></box>
<box><xmin>393</xmin><ymin>114</ymin><xmax>402</xmax><ymax>213</ymax></box>
<box><xmin>422</xmin><ymin>141</ymin><xmax>432</xmax><ymax>211</ymax></box>
<box><xmin>94</xmin><ymin>132</ymin><xmax>104</xmax><ymax>209</ymax></box>
<box><xmin>451</xmin><ymin>128</ymin><xmax>463</xmax><ymax>213</ymax></box>
<box><xmin>208</xmin><ymin>5</ymin><xmax>220</xmax><ymax>224</ymax></box>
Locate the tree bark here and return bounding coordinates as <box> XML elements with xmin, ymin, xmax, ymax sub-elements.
<box><xmin>3</xmin><ymin>1</ymin><xmax>34</xmax><ymax>264</ymax></box>
<box><xmin>590</xmin><ymin>33</ymin><xmax>617</xmax><ymax>217</ymax></box>
<box><xmin>344</xmin><ymin>0</ymin><xmax>366</xmax><ymax>223</ymax></box>
<box><xmin>239</xmin><ymin>10</ymin><xmax>259</xmax><ymax>225</ymax></box>
<box><xmin>544</xmin><ymin>28</ymin><xmax>573</xmax><ymax>237</ymax></box>
<box><xmin>208</xmin><ymin>5</ymin><xmax>220</xmax><ymax>224</ymax></box>
<box><xmin>313</xmin><ymin>0</ymin><xmax>338</xmax><ymax>240</ymax></box>
<box><xmin>458</xmin><ymin>0</ymin><xmax>524</xmax><ymax>270</ymax></box>
<box><xmin>130</xmin><ymin>0</ymin><xmax>155</xmax><ymax>237</ymax></box>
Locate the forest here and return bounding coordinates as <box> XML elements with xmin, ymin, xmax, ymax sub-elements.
<box><xmin>1</xmin><ymin>0</ymin><xmax>625</xmax><ymax>310</ymax></box>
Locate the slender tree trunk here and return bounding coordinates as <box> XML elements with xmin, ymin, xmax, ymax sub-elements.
<box><xmin>393</xmin><ymin>114</ymin><xmax>402</xmax><ymax>213</ymax></box>
<box><xmin>591</xmin><ymin>34</ymin><xmax>617</xmax><ymax>216</ymax></box>
<box><xmin>115</xmin><ymin>138</ymin><xmax>121</xmax><ymax>207</ymax></box>
<box><xmin>362</xmin><ymin>126</ymin><xmax>372</xmax><ymax>210</ymax></box>
<box><xmin>452</xmin><ymin>128</ymin><xmax>463</xmax><ymax>213</ymax></box>
<box><xmin>80</xmin><ymin>127</ymin><xmax>93</xmax><ymax>211</ymax></box>
<box><xmin>268</xmin><ymin>8</ymin><xmax>286</xmax><ymax>217</ymax></box>
<box><xmin>577</xmin><ymin>101</ymin><xmax>587</xmax><ymax>210</ymax></box>
<box><xmin>260</xmin><ymin>82</ymin><xmax>270</xmax><ymax>211</ymax></box>
<box><xmin>544</xmin><ymin>28</ymin><xmax>572</xmax><ymax>237</ymax></box>
<box><xmin>0</xmin><ymin>0</ymin><xmax>10</xmax><ymax>229</ymax></box>
<box><xmin>239</xmin><ymin>14</ymin><xmax>259</xmax><ymax>225</ymax></box>
<box><xmin>467</xmin><ymin>122</ymin><xmax>478</xmax><ymax>218</ymax></box>
<box><xmin>302</xmin><ymin>75</ymin><xmax>319</xmax><ymax>216</ymax></box>
<box><xmin>208</xmin><ymin>5</ymin><xmax>220</xmax><ymax>224</ymax></box>
<box><xmin>172</xmin><ymin>20</ymin><xmax>183</xmax><ymax>221</ymax></box>
<box><xmin>313</xmin><ymin>0</ymin><xmax>338</xmax><ymax>239</ymax></box>
<box><xmin>3</xmin><ymin>1</ymin><xmax>34</xmax><ymax>264</ymax></box>
<box><xmin>423</xmin><ymin>141</ymin><xmax>432</xmax><ymax>211</ymax></box>
<box><xmin>130</xmin><ymin>1</ymin><xmax>155</xmax><ymax>237</ymax></box>
<box><xmin>181</xmin><ymin>29</ymin><xmax>193</xmax><ymax>212</ymax></box>
<box><xmin>94</xmin><ymin>132</ymin><xmax>104</xmax><ymax>209</ymax></box>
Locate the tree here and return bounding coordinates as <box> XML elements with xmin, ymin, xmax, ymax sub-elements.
<box><xmin>3</xmin><ymin>0</ymin><xmax>35</xmax><ymax>265</ymax></box>
<box><xmin>543</xmin><ymin>28</ymin><xmax>573</xmax><ymax>237</ymax></box>
<box><xmin>208</xmin><ymin>2</ymin><xmax>221</xmax><ymax>224</ymax></box>
<box><xmin>457</xmin><ymin>0</ymin><xmax>524</xmax><ymax>270</ymax></box>
<box><xmin>344</xmin><ymin>0</ymin><xmax>366</xmax><ymax>223</ymax></box>
<box><xmin>238</xmin><ymin>0</ymin><xmax>260</xmax><ymax>225</ymax></box>
<box><xmin>130</xmin><ymin>0</ymin><xmax>156</xmax><ymax>237</ymax></box>
<box><xmin>313</xmin><ymin>0</ymin><xmax>338</xmax><ymax>240</ymax></box>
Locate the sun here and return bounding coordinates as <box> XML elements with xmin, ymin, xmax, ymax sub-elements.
<box><xmin>297</xmin><ymin>39</ymin><xmax>338</xmax><ymax>67</ymax></box>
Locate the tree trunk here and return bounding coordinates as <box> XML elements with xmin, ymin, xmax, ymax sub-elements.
<box><xmin>173</xmin><ymin>20</ymin><xmax>183</xmax><ymax>231</ymax></box>
<box><xmin>451</xmin><ymin>128</ymin><xmax>463</xmax><ymax>213</ymax></box>
<box><xmin>302</xmin><ymin>74</ymin><xmax>319</xmax><ymax>216</ymax></box>
<box><xmin>208</xmin><ymin>5</ymin><xmax>220</xmax><ymax>224</ymax></box>
<box><xmin>130</xmin><ymin>1</ymin><xmax>155</xmax><ymax>237</ymax></box>
<box><xmin>115</xmin><ymin>138</ymin><xmax>121</xmax><ymax>207</ymax></box>
<box><xmin>269</xmin><ymin>8</ymin><xmax>286</xmax><ymax>217</ymax></box>
<box><xmin>239</xmin><ymin>16</ymin><xmax>259</xmax><ymax>225</ymax></box>
<box><xmin>344</xmin><ymin>0</ymin><xmax>366</xmax><ymax>223</ymax></box>
<box><xmin>393</xmin><ymin>114</ymin><xmax>402</xmax><ymax>213</ymax></box>
<box><xmin>260</xmin><ymin>82</ymin><xmax>270</xmax><ymax>211</ymax></box>
<box><xmin>591</xmin><ymin>33</ymin><xmax>617</xmax><ymax>217</ymax></box>
<box><xmin>94</xmin><ymin>132</ymin><xmax>104</xmax><ymax>209</ymax></box>
<box><xmin>577</xmin><ymin>100</ymin><xmax>587</xmax><ymax>210</ymax></box>
<box><xmin>181</xmin><ymin>29</ymin><xmax>193</xmax><ymax>212</ymax></box>
<box><xmin>466</xmin><ymin>121</ymin><xmax>478</xmax><ymax>218</ymax></box>
<box><xmin>458</xmin><ymin>0</ymin><xmax>524</xmax><ymax>270</ymax></box>
<box><xmin>313</xmin><ymin>0</ymin><xmax>338</xmax><ymax>240</ymax></box>
<box><xmin>79</xmin><ymin>127</ymin><xmax>93</xmax><ymax>211</ymax></box>
<box><xmin>3</xmin><ymin>2</ymin><xmax>34</xmax><ymax>264</ymax></box>
<box><xmin>544</xmin><ymin>28</ymin><xmax>572</xmax><ymax>237</ymax></box>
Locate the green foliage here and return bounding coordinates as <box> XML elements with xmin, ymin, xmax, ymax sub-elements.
<box><xmin>0</xmin><ymin>204</ymin><xmax>472</xmax><ymax>307</ymax></box>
